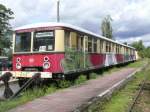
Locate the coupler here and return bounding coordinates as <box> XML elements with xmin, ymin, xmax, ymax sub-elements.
<box><xmin>0</xmin><ymin>72</ymin><xmax>14</xmax><ymax>99</ymax></box>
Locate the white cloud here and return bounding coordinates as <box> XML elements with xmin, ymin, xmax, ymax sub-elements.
<box><xmin>0</xmin><ymin>0</ymin><xmax>150</xmax><ymax>46</ymax></box>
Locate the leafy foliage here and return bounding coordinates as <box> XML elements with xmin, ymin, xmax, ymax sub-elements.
<box><xmin>61</xmin><ymin>47</ymin><xmax>92</xmax><ymax>73</ymax></box>
<box><xmin>143</xmin><ymin>47</ymin><xmax>150</xmax><ymax>58</ymax></box>
<box><xmin>59</xmin><ymin>80</ymin><xmax>72</xmax><ymax>88</ymax></box>
<box><xmin>131</xmin><ymin>40</ymin><xmax>150</xmax><ymax>58</ymax></box>
<box><xmin>101</xmin><ymin>15</ymin><xmax>113</xmax><ymax>39</ymax></box>
<box><xmin>75</xmin><ymin>75</ymin><xmax>87</xmax><ymax>85</ymax></box>
<box><xmin>0</xmin><ymin>4</ymin><xmax>13</xmax><ymax>55</ymax></box>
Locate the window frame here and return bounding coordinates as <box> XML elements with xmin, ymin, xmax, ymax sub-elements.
<box><xmin>14</xmin><ymin>32</ymin><xmax>32</xmax><ymax>53</ymax></box>
<box><xmin>33</xmin><ymin>30</ymin><xmax>55</xmax><ymax>52</ymax></box>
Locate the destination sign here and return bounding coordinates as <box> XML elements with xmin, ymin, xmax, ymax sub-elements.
<box><xmin>36</xmin><ymin>32</ymin><xmax>53</xmax><ymax>38</ymax></box>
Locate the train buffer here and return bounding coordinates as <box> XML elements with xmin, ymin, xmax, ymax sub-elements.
<box><xmin>0</xmin><ymin>72</ymin><xmax>41</xmax><ymax>100</ymax></box>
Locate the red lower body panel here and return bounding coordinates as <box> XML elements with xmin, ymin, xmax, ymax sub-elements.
<box><xmin>13</xmin><ymin>53</ymin><xmax>65</xmax><ymax>73</ymax></box>
<box><xmin>90</xmin><ymin>53</ymin><xmax>106</xmax><ymax>68</ymax></box>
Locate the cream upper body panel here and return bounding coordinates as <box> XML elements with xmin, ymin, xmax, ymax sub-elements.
<box><xmin>55</xmin><ymin>30</ymin><xmax>65</xmax><ymax>52</ymax></box>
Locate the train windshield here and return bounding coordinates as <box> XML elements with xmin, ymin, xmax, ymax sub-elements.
<box><xmin>15</xmin><ymin>32</ymin><xmax>31</xmax><ymax>52</ymax></box>
<box><xmin>33</xmin><ymin>31</ymin><xmax>54</xmax><ymax>51</ymax></box>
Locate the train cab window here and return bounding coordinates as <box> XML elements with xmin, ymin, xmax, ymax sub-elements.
<box><xmin>15</xmin><ymin>32</ymin><xmax>31</xmax><ymax>52</ymax></box>
<box><xmin>93</xmin><ymin>38</ymin><xmax>97</xmax><ymax>53</ymax></box>
<box><xmin>33</xmin><ymin>31</ymin><xmax>54</xmax><ymax>51</ymax></box>
<box><xmin>88</xmin><ymin>37</ymin><xmax>92</xmax><ymax>52</ymax></box>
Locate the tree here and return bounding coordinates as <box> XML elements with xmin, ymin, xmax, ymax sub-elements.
<box><xmin>145</xmin><ymin>47</ymin><xmax>150</xmax><ymax>58</ymax></box>
<box><xmin>0</xmin><ymin>4</ymin><xmax>13</xmax><ymax>55</ymax></box>
<box><xmin>123</xmin><ymin>42</ymin><xmax>128</xmax><ymax>45</ymax></box>
<box><xmin>101</xmin><ymin>15</ymin><xmax>113</xmax><ymax>39</ymax></box>
<box><xmin>131</xmin><ymin>40</ymin><xmax>145</xmax><ymax>58</ymax></box>
<box><xmin>131</xmin><ymin>40</ymin><xmax>145</xmax><ymax>51</ymax></box>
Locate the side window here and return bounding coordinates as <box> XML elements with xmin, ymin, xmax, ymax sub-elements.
<box><xmin>103</xmin><ymin>40</ymin><xmax>106</xmax><ymax>53</ymax></box>
<box><xmin>106</xmin><ymin>42</ymin><xmax>108</xmax><ymax>52</ymax></box>
<box><xmin>110</xmin><ymin>43</ymin><xmax>112</xmax><ymax>52</ymax></box>
<box><xmin>116</xmin><ymin>45</ymin><xmax>118</xmax><ymax>54</ymax></box>
<box><xmin>118</xmin><ymin>45</ymin><xmax>120</xmax><ymax>54</ymax></box>
<box><xmin>70</xmin><ymin>32</ymin><xmax>77</xmax><ymax>49</ymax></box>
<box><xmin>112</xmin><ymin>43</ymin><xmax>114</xmax><ymax>53</ymax></box>
<box><xmin>97</xmin><ymin>39</ymin><xmax>100</xmax><ymax>53</ymax></box>
<box><xmin>93</xmin><ymin>38</ymin><xmax>97</xmax><ymax>53</ymax></box>
<box><xmin>83</xmin><ymin>35</ymin><xmax>88</xmax><ymax>52</ymax></box>
<box><xmin>77</xmin><ymin>34</ymin><xmax>84</xmax><ymax>51</ymax></box>
<box><xmin>106</xmin><ymin>41</ymin><xmax>110</xmax><ymax>52</ymax></box>
<box><xmin>65</xmin><ymin>30</ymin><xmax>70</xmax><ymax>48</ymax></box>
<box><xmin>88</xmin><ymin>37</ymin><xmax>92</xmax><ymax>52</ymax></box>
<box><xmin>100</xmin><ymin>40</ymin><xmax>103</xmax><ymax>53</ymax></box>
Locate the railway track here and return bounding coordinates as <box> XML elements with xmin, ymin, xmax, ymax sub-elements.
<box><xmin>128</xmin><ymin>80</ymin><xmax>146</xmax><ymax>112</ymax></box>
<box><xmin>128</xmin><ymin>71</ymin><xmax>149</xmax><ymax>112</ymax></box>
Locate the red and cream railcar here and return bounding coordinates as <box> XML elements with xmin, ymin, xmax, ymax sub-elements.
<box><xmin>3</xmin><ymin>22</ymin><xmax>136</xmax><ymax>79</ymax></box>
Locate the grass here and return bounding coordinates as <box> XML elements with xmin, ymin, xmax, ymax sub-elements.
<box><xmin>0</xmin><ymin>59</ymin><xmax>147</xmax><ymax>112</ymax></box>
<box><xmin>127</xmin><ymin>59</ymin><xmax>148</xmax><ymax>68</ymax></box>
<box><xmin>90</xmin><ymin>73</ymin><xmax>97</xmax><ymax>79</ymax></box>
<box><xmin>75</xmin><ymin>75</ymin><xmax>87</xmax><ymax>85</ymax></box>
<box><xmin>0</xmin><ymin>86</ymin><xmax>57</xmax><ymax>112</ymax></box>
<box><xmin>102</xmin><ymin>59</ymin><xmax>147</xmax><ymax>75</ymax></box>
<box><xmin>87</xmin><ymin>59</ymin><xmax>150</xmax><ymax>112</ymax></box>
<box><xmin>0</xmin><ymin>75</ymin><xmax>88</xmax><ymax>112</ymax></box>
<box><xmin>132</xmin><ymin>65</ymin><xmax>150</xmax><ymax>112</ymax></box>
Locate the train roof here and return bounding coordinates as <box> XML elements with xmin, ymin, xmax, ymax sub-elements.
<box><xmin>14</xmin><ymin>22</ymin><xmax>135</xmax><ymax>49</ymax></box>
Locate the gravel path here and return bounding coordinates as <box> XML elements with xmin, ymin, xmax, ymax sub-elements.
<box><xmin>9</xmin><ymin>68</ymin><xmax>137</xmax><ymax>112</ymax></box>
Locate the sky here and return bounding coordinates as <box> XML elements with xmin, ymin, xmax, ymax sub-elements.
<box><xmin>0</xmin><ymin>0</ymin><xmax>150</xmax><ymax>47</ymax></box>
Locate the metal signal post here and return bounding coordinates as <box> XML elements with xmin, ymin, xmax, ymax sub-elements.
<box><xmin>57</xmin><ymin>0</ymin><xmax>60</xmax><ymax>22</ymax></box>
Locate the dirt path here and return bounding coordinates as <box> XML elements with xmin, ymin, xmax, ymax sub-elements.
<box><xmin>9</xmin><ymin>68</ymin><xmax>137</xmax><ymax>112</ymax></box>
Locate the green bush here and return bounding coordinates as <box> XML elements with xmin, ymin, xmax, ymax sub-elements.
<box><xmin>75</xmin><ymin>75</ymin><xmax>87</xmax><ymax>85</ymax></box>
<box><xmin>45</xmin><ymin>86</ymin><xmax>57</xmax><ymax>94</ymax></box>
<box><xmin>90</xmin><ymin>73</ymin><xmax>97</xmax><ymax>79</ymax></box>
<box><xmin>59</xmin><ymin>80</ymin><xmax>72</xmax><ymax>88</ymax></box>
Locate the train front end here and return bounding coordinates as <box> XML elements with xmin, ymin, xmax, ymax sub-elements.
<box><xmin>11</xmin><ymin>24</ymin><xmax>65</xmax><ymax>79</ymax></box>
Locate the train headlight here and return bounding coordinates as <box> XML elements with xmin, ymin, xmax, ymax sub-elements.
<box><xmin>16</xmin><ymin>63</ymin><xmax>22</xmax><ymax>69</ymax></box>
<box><xmin>44</xmin><ymin>56</ymin><xmax>49</xmax><ymax>62</ymax></box>
<box><xmin>43</xmin><ymin>62</ymin><xmax>50</xmax><ymax>69</ymax></box>
<box><xmin>16</xmin><ymin>57</ymin><xmax>21</xmax><ymax>62</ymax></box>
